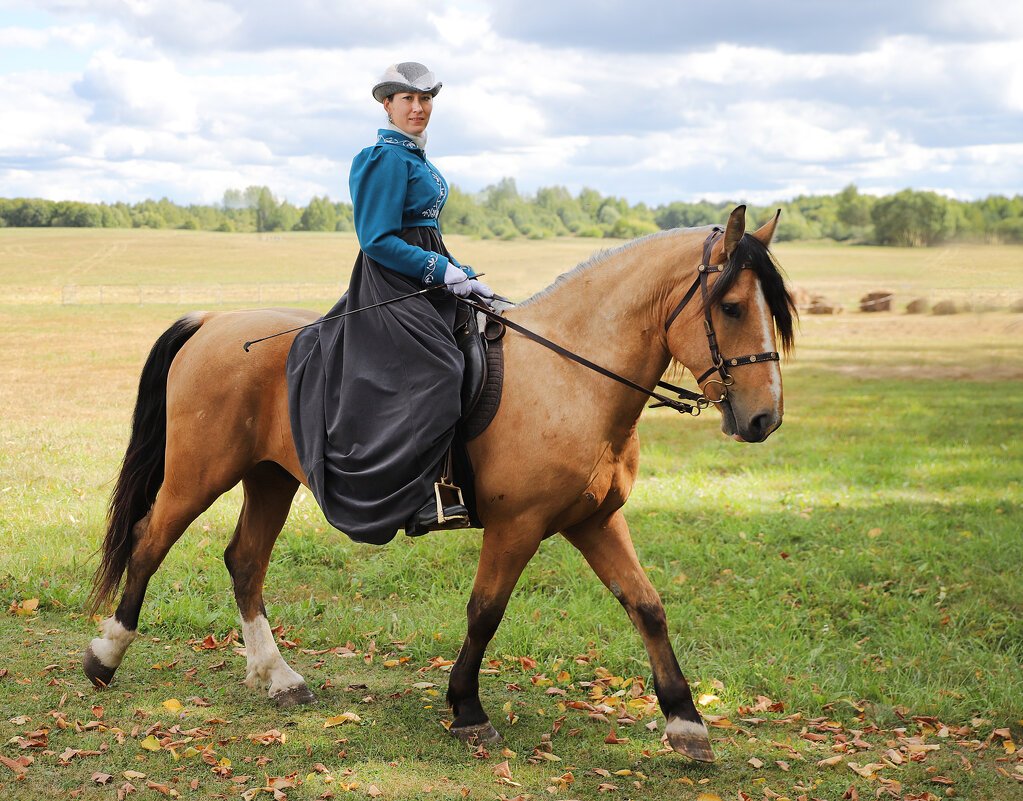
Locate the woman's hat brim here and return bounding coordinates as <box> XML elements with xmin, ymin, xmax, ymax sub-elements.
<box><xmin>373</xmin><ymin>81</ymin><xmax>442</xmax><ymax>103</ymax></box>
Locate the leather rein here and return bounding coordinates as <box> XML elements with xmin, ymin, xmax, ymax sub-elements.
<box><xmin>462</xmin><ymin>228</ymin><xmax>779</xmax><ymax>417</ymax></box>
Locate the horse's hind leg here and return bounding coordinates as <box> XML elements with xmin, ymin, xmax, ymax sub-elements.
<box><xmin>564</xmin><ymin>510</ymin><xmax>715</xmax><ymax>762</ymax></box>
<box><xmin>84</xmin><ymin>484</ymin><xmax>222</xmax><ymax>688</ymax></box>
<box><xmin>447</xmin><ymin>522</ymin><xmax>542</xmax><ymax>743</ymax></box>
<box><xmin>224</xmin><ymin>462</ymin><xmax>312</xmax><ymax>707</ymax></box>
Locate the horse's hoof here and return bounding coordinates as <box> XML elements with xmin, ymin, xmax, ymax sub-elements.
<box><xmin>666</xmin><ymin>718</ymin><xmax>716</xmax><ymax>763</ymax></box>
<box><xmin>82</xmin><ymin>644</ymin><xmax>116</xmax><ymax>689</ymax></box>
<box><xmin>449</xmin><ymin>721</ymin><xmax>502</xmax><ymax>744</ymax></box>
<box><xmin>271</xmin><ymin>685</ymin><xmax>317</xmax><ymax>708</ymax></box>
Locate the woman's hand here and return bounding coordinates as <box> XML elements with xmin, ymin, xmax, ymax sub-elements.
<box><xmin>444</xmin><ymin>264</ymin><xmax>494</xmax><ymax>298</ymax></box>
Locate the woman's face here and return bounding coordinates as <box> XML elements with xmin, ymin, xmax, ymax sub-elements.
<box><xmin>384</xmin><ymin>91</ymin><xmax>433</xmax><ymax>136</ymax></box>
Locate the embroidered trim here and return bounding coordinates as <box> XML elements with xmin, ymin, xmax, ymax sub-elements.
<box><xmin>421</xmin><ymin>165</ymin><xmax>446</xmax><ymax>220</ymax></box>
<box><xmin>377</xmin><ymin>134</ymin><xmax>420</xmax><ymax>152</ymax></box>
<box><xmin>424</xmin><ymin>253</ymin><xmax>438</xmax><ymax>284</ymax></box>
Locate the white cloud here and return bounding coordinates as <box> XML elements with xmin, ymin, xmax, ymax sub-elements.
<box><xmin>1</xmin><ymin>0</ymin><xmax>1022</xmax><ymax>206</ymax></box>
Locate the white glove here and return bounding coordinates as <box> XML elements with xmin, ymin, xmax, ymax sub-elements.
<box><xmin>467</xmin><ymin>278</ymin><xmax>494</xmax><ymax>298</ymax></box>
<box><xmin>444</xmin><ymin>263</ymin><xmax>473</xmax><ymax>297</ymax></box>
<box><xmin>443</xmin><ymin>263</ymin><xmax>494</xmax><ymax>298</ymax></box>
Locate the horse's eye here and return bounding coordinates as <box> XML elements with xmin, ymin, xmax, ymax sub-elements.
<box><xmin>721</xmin><ymin>302</ymin><xmax>741</xmax><ymax>319</ymax></box>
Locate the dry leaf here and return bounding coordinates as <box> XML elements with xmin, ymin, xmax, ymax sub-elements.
<box><xmin>324</xmin><ymin>712</ymin><xmax>362</xmax><ymax>728</ymax></box>
<box><xmin>162</xmin><ymin>699</ymin><xmax>182</xmax><ymax>713</ymax></box>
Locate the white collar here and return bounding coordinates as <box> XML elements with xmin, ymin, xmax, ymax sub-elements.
<box><xmin>386</xmin><ymin>122</ymin><xmax>427</xmax><ymax>151</ymax></box>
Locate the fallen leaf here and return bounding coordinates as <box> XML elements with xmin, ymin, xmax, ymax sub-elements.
<box><xmin>748</xmin><ymin>757</ymin><xmax>764</xmax><ymax>769</ymax></box>
<box><xmin>696</xmin><ymin>794</ymin><xmax>723</xmax><ymax>801</ymax></box>
<box><xmin>493</xmin><ymin>761</ymin><xmax>514</xmax><ymax>780</ymax></box>
<box><xmin>604</xmin><ymin>727</ymin><xmax>629</xmax><ymax>744</ymax></box>
<box><xmin>140</xmin><ymin>735</ymin><xmax>163</xmax><ymax>752</ymax></box>
<box><xmin>367</xmin><ymin>785</ymin><xmax>382</xmax><ymax>797</ymax></box>
<box><xmin>162</xmin><ymin>699</ymin><xmax>182</xmax><ymax>713</ymax></box>
<box><xmin>1</xmin><ymin>754</ymin><xmax>33</xmax><ymax>774</ymax></box>
<box><xmin>92</xmin><ymin>772</ymin><xmax>113</xmax><ymax>785</ymax></box>
<box><xmin>324</xmin><ymin>712</ymin><xmax>361</xmax><ymax>728</ymax></box>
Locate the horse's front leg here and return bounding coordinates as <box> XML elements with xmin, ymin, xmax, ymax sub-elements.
<box><xmin>565</xmin><ymin>510</ymin><xmax>714</xmax><ymax>762</ymax></box>
<box><xmin>446</xmin><ymin>522</ymin><xmax>541</xmax><ymax>743</ymax></box>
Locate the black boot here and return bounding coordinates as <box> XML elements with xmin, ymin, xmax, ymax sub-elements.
<box><xmin>404</xmin><ymin>496</ymin><xmax>470</xmax><ymax>537</ymax></box>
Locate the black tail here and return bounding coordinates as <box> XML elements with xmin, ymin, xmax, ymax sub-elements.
<box><xmin>89</xmin><ymin>313</ymin><xmax>204</xmax><ymax>612</ymax></box>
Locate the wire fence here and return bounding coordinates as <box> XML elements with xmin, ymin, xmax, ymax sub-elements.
<box><xmin>0</xmin><ymin>282</ymin><xmax>346</xmax><ymax>307</ymax></box>
<box><xmin>0</xmin><ymin>282</ymin><xmax>1019</xmax><ymax>313</ymax></box>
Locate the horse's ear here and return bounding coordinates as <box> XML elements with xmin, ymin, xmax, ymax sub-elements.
<box><xmin>721</xmin><ymin>205</ymin><xmax>746</xmax><ymax>260</ymax></box>
<box><xmin>751</xmin><ymin>209</ymin><xmax>781</xmax><ymax>247</ymax></box>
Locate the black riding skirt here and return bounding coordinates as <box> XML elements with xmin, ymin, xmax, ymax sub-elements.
<box><xmin>285</xmin><ymin>227</ymin><xmax>462</xmax><ymax>544</ymax></box>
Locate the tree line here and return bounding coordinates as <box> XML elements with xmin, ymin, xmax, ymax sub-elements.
<box><xmin>2</xmin><ymin>182</ymin><xmax>1022</xmax><ymax>245</ymax></box>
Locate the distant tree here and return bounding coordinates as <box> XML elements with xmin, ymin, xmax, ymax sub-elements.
<box><xmin>872</xmin><ymin>189</ymin><xmax>957</xmax><ymax>246</ymax></box>
<box><xmin>836</xmin><ymin>184</ymin><xmax>873</xmax><ymax>228</ymax></box>
<box><xmin>298</xmin><ymin>195</ymin><xmax>338</xmax><ymax>232</ymax></box>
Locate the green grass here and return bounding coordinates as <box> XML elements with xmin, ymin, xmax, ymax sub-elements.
<box><xmin>0</xmin><ymin>231</ymin><xmax>1021</xmax><ymax>799</ymax></box>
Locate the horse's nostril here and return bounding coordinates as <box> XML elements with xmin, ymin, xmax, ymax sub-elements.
<box><xmin>749</xmin><ymin>412</ymin><xmax>779</xmax><ymax>442</ymax></box>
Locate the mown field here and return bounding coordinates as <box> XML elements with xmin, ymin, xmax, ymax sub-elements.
<box><xmin>0</xmin><ymin>229</ymin><xmax>1021</xmax><ymax>801</ymax></box>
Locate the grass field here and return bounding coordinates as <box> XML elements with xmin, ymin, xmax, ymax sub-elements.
<box><xmin>0</xmin><ymin>229</ymin><xmax>1021</xmax><ymax>800</ymax></box>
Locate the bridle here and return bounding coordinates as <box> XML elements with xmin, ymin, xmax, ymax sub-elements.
<box><xmin>463</xmin><ymin>228</ymin><xmax>780</xmax><ymax>417</ymax></box>
<box><xmin>654</xmin><ymin>227</ymin><xmax>780</xmax><ymax>412</ymax></box>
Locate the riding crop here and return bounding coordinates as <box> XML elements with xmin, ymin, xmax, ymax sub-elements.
<box><xmin>241</xmin><ymin>276</ymin><xmax>485</xmax><ymax>352</ymax></box>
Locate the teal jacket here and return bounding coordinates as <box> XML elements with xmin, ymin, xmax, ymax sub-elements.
<box><xmin>349</xmin><ymin>129</ymin><xmax>474</xmax><ymax>286</ymax></box>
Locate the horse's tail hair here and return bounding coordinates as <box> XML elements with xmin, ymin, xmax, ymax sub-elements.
<box><xmin>89</xmin><ymin>312</ymin><xmax>205</xmax><ymax>613</ymax></box>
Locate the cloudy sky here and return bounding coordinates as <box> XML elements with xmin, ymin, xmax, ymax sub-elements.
<box><xmin>2</xmin><ymin>0</ymin><xmax>1022</xmax><ymax>208</ymax></box>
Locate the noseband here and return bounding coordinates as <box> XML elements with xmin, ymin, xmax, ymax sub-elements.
<box><xmin>657</xmin><ymin>228</ymin><xmax>780</xmax><ymax>409</ymax></box>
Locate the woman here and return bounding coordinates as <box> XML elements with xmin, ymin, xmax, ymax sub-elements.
<box><xmin>287</xmin><ymin>62</ymin><xmax>493</xmax><ymax>545</ymax></box>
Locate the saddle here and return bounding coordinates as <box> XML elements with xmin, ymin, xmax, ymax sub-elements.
<box><xmin>454</xmin><ymin>297</ymin><xmax>509</xmax><ymax>441</ymax></box>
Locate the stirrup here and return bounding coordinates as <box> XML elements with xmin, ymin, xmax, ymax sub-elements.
<box><xmin>433</xmin><ymin>479</ymin><xmax>469</xmax><ymax>526</ymax></box>
<box><xmin>405</xmin><ymin>481</ymin><xmax>470</xmax><ymax>537</ymax></box>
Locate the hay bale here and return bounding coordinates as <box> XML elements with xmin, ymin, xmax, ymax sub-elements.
<box><xmin>807</xmin><ymin>295</ymin><xmax>841</xmax><ymax>315</ymax></box>
<box><xmin>932</xmin><ymin>299</ymin><xmax>959</xmax><ymax>315</ymax></box>
<box><xmin>905</xmin><ymin>298</ymin><xmax>929</xmax><ymax>314</ymax></box>
<box><xmin>790</xmin><ymin>285</ymin><xmax>813</xmax><ymax>310</ymax></box>
<box><xmin>859</xmin><ymin>291</ymin><xmax>893</xmax><ymax>312</ymax></box>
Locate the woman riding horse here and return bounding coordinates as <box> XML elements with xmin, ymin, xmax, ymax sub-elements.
<box><xmin>287</xmin><ymin>61</ymin><xmax>494</xmax><ymax>545</ymax></box>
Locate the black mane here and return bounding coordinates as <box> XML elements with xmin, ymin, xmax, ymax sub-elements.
<box><xmin>703</xmin><ymin>233</ymin><xmax>797</xmax><ymax>354</ymax></box>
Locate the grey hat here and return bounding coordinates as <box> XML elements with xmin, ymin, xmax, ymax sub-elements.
<box><xmin>372</xmin><ymin>62</ymin><xmax>442</xmax><ymax>103</ymax></box>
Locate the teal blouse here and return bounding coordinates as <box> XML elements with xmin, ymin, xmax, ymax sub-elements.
<box><xmin>349</xmin><ymin>129</ymin><xmax>474</xmax><ymax>285</ymax></box>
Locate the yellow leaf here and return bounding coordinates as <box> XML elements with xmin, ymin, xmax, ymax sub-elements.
<box><xmin>140</xmin><ymin>735</ymin><xmax>162</xmax><ymax>752</ymax></box>
<box><xmin>123</xmin><ymin>770</ymin><xmax>147</xmax><ymax>780</ymax></box>
<box><xmin>383</xmin><ymin>660</ymin><xmax>398</xmax><ymax>668</ymax></box>
<box><xmin>696</xmin><ymin>794</ymin><xmax>723</xmax><ymax>801</ymax></box>
<box><xmin>323</xmin><ymin>712</ymin><xmax>361</xmax><ymax>728</ymax></box>
<box><xmin>697</xmin><ymin>693</ymin><xmax>720</xmax><ymax>706</ymax></box>
<box><xmin>162</xmin><ymin>699</ymin><xmax>182</xmax><ymax>713</ymax></box>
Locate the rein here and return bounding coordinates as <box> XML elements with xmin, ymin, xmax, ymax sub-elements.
<box><xmin>463</xmin><ymin>228</ymin><xmax>779</xmax><ymax>417</ymax></box>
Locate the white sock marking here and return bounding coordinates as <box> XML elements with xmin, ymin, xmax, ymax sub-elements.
<box><xmin>89</xmin><ymin>617</ymin><xmax>137</xmax><ymax>668</ymax></box>
<box><xmin>240</xmin><ymin>616</ymin><xmax>306</xmax><ymax>698</ymax></box>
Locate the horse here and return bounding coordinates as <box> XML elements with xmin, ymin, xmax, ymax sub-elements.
<box><xmin>84</xmin><ymin>205</ymin><xmax>795</xmax><ymax>763</ymax></box>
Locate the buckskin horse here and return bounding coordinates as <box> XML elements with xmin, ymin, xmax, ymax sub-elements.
<box><xmin>84</xmin><ymin>206</ymin><xmax>795</xmax><ymax>762</ymax></box>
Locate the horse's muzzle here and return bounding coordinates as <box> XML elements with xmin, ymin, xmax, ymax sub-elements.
<box><xmin>719</xmin><ymin>400</ymin><xmax>781</xmax><ymax>443</ymax></box>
